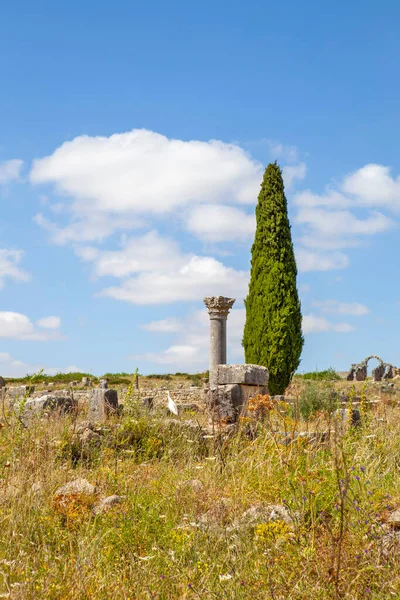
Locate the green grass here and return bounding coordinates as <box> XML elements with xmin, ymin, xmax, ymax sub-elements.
<box><xmin>1</xmin><ymin>383</ymin><xmax>400</xmax><ymax>598</ymax></box>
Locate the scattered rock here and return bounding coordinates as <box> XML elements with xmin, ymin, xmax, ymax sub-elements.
<box><xmin>23</xmin><ymin>395</ymin><xmax>76</xmax><ymax>418</ymax></box>
<box><xmin>335</xmin><ymin>408</ymin><xmax>361</xmax><ymax>428</ymax></box>
<box><xmin>54</xmin><ymin>478</ymin><xmax>96</xmax><ymax>499</ymax></box>
<box><xmin>93</xmin><ymin>495</ymin><xmax>125</xmax><ymax>515</ymax></box>
<box><xmin>80</xmin><ymin>428</ymin><xmax>101</xmax><ymax>445</ymax></box>
<box><xmin>198</xmin><ymin>498</ymin><xmax>232</xmax><ymax>529</ymax></box>
<box><xmin>231</xmin><ymin>503</ymin><xmax>297</xmax><ymax>531</ymax></box>
<box><xmin>29</xmin><ymin>482</ymin><xmax>44</xmax><ymax>497</ymax></box>
<box><xmin>8</xmin><ymin>385</ymin><xmax>35</xmax><ymax>399</ymax></box>
<box><xmin>141</xmin><ymin>397</ymin><xmax>154</xmax><ymax>410</ymax></box>
<box><xmin>380</xmin><ymin>531</ymin><xmax>400</xmax><ymax>559</ymax></box>
<box><xmin>180</xmin><ymin>479</ymin><xmax>204</xmax><ymax>492</ymax></box>
<box><xmin>75</xmin><ymin>421</ymin><xmax>94</xmax><ymax>435</ymax></box>
<box><xmin>388</xmin><ymin>509</ymin><xmax>400</xmax><ymax>528</ymax></box>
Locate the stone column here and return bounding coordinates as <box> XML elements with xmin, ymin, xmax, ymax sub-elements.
<box><xmin>203</xmin><ymin>296</ymin><xmax>235</xmax><ymax>387</ymax></box>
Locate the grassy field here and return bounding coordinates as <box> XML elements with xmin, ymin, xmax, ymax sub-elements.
<box><xmin>1</xmin><ymin>378</ymin><xmax>400</xmax><ymax>599</ymax></box>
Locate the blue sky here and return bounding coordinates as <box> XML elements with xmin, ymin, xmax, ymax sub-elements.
<box><xmin>0</xmin><ymin>0</ymin><xmax>399</xmax><ymax>376</ymax></box>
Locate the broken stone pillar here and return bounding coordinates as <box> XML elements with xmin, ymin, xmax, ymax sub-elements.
<box><xmin>99</xmin><ymin>378</ymin><xmax>109</xmax><ymax>389</ymax></box>
<box><xmin>203</xmin><ymin>296</ymin><xmax>235</xmax><ymax>387</ymax></box>
<box><xmin>88</xmin><ymin>389</ymin><xmax>118</xmax><ymax>423</ymax></box>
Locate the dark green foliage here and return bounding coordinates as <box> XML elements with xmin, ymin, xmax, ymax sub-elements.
<box><xmin>243</xmin><ymin>162</ymin><xmax>303</xmax><ymax>395</ymax></box>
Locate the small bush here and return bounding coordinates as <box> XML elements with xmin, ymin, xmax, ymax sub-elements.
<box><xmin>300</xmin><ymin>367</ymin><xmax>341</xmax><ymax>381</ymax></box>
<box><xmin>297</xmin><ymin>382</ymin><xmax>339</xmax><ymax>420</ymax></box>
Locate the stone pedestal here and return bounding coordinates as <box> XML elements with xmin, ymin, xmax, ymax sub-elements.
<box><xmin>207</xmin><ymin>364</ymin><xmax>269</xmax><ymax>423</ymax></box>
<box><xmin>203</xmin><ymin>296</ymin><xmax>235</xmax><ymax>387</ymax></box>
<box><xmin>88</xmin><ymin>389</ymin><xmax>118</xmax><ymax>423</ymax></box>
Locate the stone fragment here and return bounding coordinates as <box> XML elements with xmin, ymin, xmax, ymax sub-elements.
<box><xmin>100</xmin><ymin>379</ymin><xmax>109</xmax><ymax>389</ymax></box>
<box><xmin>208</xmin><ymin>384</ymin><xmax>267</xmax><ymax>423</ymax></box>
<box><xmin>180</xmin><ymin>479</ymin><xmax>204</xmax><ymax>492</ymax></box>
<box><xmin>88</xmin><ymin>389</ymin><xmax>118</xmax><ymax>423</ymax></box>
<box><xmin>380</xmin><ymin>531</ymin><xmax>400</xmax><ymax>559</ymax></box>
<box><xmin>80</xmin><ymin>428</ymin><xmax>101</xmax><ymax>445</ymax></box>
<box><xmin>54</xmin><ymin>478</ymin><xmax>96</xmax><ymax>498</ymax></box>
<box><xmin>141</xmin><ymin>396</ymin><xmax>154</xmax><ymax>410</ymax></box>
<box><xmin>93</xmin><ymin>495</ymin><xmax>125</xmax><ymax>515</ymax></box>
<box><xmin>23</xmin><ymin>395</ymin><xmax>76</xmax><ymax>417</ymax></box>
<box><xmin>388</xmin><ymin>509</ymin><xmax>400</xmax><ymax>528</ymax></box>
<box><xmin>75</xmin><ymin>420</ymin><xmax>94</xmax><ymax>435</ymax></box>
<box><xmin>216</xmin><ymin>364</ymin><xmax>268</xmax><ymax>386</ymax></box>
<box><xmin>231</xmin><ymin>503</ymin><xmax>297</xmax><ymax>531</ymax></box>
<box><xmin>8</xmin><ymin>385</ymin><xmax>35</xmax><ymax>399</ymax></box>
<box><xmin>335</xmin><ymin>408</ymin><xmax>361</xmax><ymax>428</ymax></box>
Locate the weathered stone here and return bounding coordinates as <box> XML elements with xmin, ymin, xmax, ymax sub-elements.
<box><xmin>54</xmin><ymin>478</ymin><xmax>96</xmax><ymax>499</ymax></box>
<box><xmin>380</xmin><ymin>531</ymin><xmax>400</xmax><ymax>559</ymax></box>
<box><xmin>100</xmin><ymin>379</ymin><xmax>109</xmax><ymax>389</ymax></box>
<box><xmin>208</xmin><ymin>384</ymin><xmax>267</xmax><ymax>423</ymax></box>
<box><xmin>23</xmin><ymin>395</ymin><xmax>76</xmax><ymax>417</ymax></box>
<box><xmin>75</xmin><ymin>420</ymin><xmax>94</xmax><ymax>434</ymax></box>
<box><xmin>335</xmin><ymin>408</ymin><xmax>361</xmax><ymax>428</ymax></box>
<box><xmin>180</xmin><ymin>479</ymin><xmax>204</xmax><ymax>492</ymax></box>
<box><xmin>80</xmin><ymin>428</ymin><xmax>101</xmax><ymax>445</ymax></box>
<box><xmin>88</xmin><ymin>389</ymin><xmax>118</xmax><ymax>423</ymax></box>
<box><xmin>141</xmin><ymin>396</ymin><xmax>154</xmax><ymax>409</ymax></box>
<box><xmin>230</xmin><ymin>503</ymin><xmax>297</xmax><ymax>531</ymax></box>
<box><xmin>0</xmin><ymin>376</ymin><xmax>5</xmax><ymax>389</ymax></box>
<box><xmin>93</xmin><ymin>495</ymin><xmax>125</xmax><ymax>515</ymax></box>
<box><xmin>216</xmin><ymin>364</ymin><xmax>268</xmax><ymax>386</ymax></box>
<box><xmin>388</xmin><ymin>509</ymin><xmax>400</xmax><ymax>528</ymax></box>
<box><xmin>82</xmin><ymin>377</ymin><xmax>92</xmax><ymax>387</ymax></box>
<box><xmin>8</xmin><ymin>385</ymin><xmax>35</xmax><ymax>399</ymax></box>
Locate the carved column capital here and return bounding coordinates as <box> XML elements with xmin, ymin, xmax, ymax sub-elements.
<box><xmin>203</xmin><ymin>296</ymin><xmax>235</xmax><ymax>319</ymax></box>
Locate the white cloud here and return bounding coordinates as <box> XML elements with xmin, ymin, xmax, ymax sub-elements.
<box><xmin>342</xmin><ymin>164</ymin><xmax>400</xmax><ymax>208</ymax></box>
<box><xmin>0</xmin><ymin>249</ymin><xmax>30</xmax><ymax>287</ymax></box>
<box><xmin>302</xmin><ymin>315</ymin><xmax>354</xmax><ymax>334</ymax></box>
<box><xmin>283</xmin><ymin>162</ymin><xmax>307</xmax><ymax>190</ymax></box>
<box><xmin>268</xmin><ymin>142</ymin><xmax>299</xmax><ymax>163</ymax></box>
<box><xmin>186</xmin><ymin>204</ymin><xmax>255</xmax><ymax>242</ymax></box>
<box><xmin>292</xmin><ymin>163</ymin><xmax>400</xmax><ymax>271</ymax></box>
<box><xmin>295</xmin><ymin>208</ymin><xmax>393</xmax><ymax>250</ymax></box>
<box><xmin>34</xmin><ymin>212</ymin><xmax>143</xmax><ymax>245</ymax></box>
<box><xmin>0</xmin><ymin>159</ymin><xmax>23</xmax><ymax>184</ymax></box>
<box><xmin>101</xmin><ymin>255</ymin><xmax>249</xmax><ymax>305</ymax></box>
<box><xmin>312</xmin><ymin>300</ymin><xmax>369</xmax><ymax>316</ymax></box>
<box><xmin>76</xmin><ymin>231</ymin><xmax>184</xmax><ymax>277</ymax></box>
<box><xmin>296</xmin><ymin>248</ymin><xmax>349</xmax><ymax>272</ymax></box>
<box><xmin>0</xmin><ymin>312</ymin><xmax>62</xmax><ymax>341</ymax></box>
<box><xmin>37</xmin><ymin>316</ymin><xmax>61</xmax><ymax>329</ymax></box>
<box><xmin>31</xmin><ymin>129</ymin><xmax>263</xmax><ymax>245</ymax></box>
<box><xmin>140</xmin><ymin>318</ymin><xmax>182</xmax><ymax>333</ymax></box>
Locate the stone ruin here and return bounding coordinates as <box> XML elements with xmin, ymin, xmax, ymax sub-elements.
<box><xmin>346</xmin><ymin>355</ymin><xmax>399</xmax><ymax>382</ymax></box>
<box><xmin>203</xmin><ymin>296</ymin><xmax>269</xmax><ymax>423</ymax></box>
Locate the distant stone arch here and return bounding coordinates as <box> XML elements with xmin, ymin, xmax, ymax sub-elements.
<box><xmin>346</xmin><ymin>355</ymin><xmax>394</xmax><ymax>382</ymax></box>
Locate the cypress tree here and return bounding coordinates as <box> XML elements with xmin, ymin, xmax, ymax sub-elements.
<box><xmin>243</xmin><ymin>162</ymin><xmax>303</xmax><ymax>395</ymax></box>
